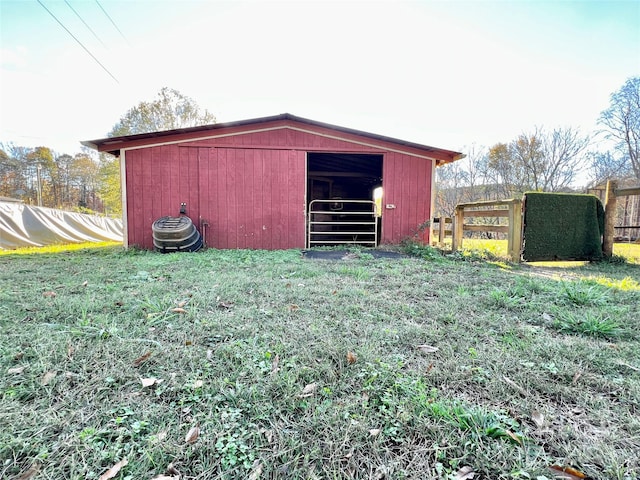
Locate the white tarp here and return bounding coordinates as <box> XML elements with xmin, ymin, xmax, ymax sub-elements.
<box><xmin>0</xmin><ymin>202</ymin><xmax>123</xmax><ymax>249</ymax></box>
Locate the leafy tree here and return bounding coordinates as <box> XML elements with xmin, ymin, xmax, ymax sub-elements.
<box><xmin>98</xmin><ymin>87</ymin><xmax>216</xmax><ymax>215</ymax></box>
<box><xmin>98</xmin><ymin>154</ymin><xmax>122</xmax><ymax>215</ymax></box>
<box><xmin>109</xmin><ymin>87</ymin><xmax>216</xmax><ymax>136</ymax></box>
<box><xmin>597</xmin><ymin>76</ymin><xmax>640</xmax><ymax>182</ymax></box>
<box><xmin>0</xmin><ymin>144</ymin><xmax>33</xmax><ymax>201</ymax></box>
<box><xmin>26</xmin><ymin>146</ymin><xmax>55</xmax><ymax>206</ymax></box>
<box><xmin>71</xmin><ymin>153</ymin><xmax>100</xmax><ymax>209</ymax></box>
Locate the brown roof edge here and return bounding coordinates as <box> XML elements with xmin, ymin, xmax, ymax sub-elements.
<box><xmin>81</xmin><ymin>112</ymin><xmax>465</xmax><ymax>162</ymax></box>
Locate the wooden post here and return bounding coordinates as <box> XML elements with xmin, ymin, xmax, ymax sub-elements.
<box><xmin>438</xmin><ymin>216</ymin><xmax>445</xmax><ymax>245</ymax></box>
<box><xmin>452</xmin><ymin>206</ymin><xmax>464</xmax><ymax>251</ymax></box>
<box><xmin>507</xmin><ymin>199</ymin><xmax>523</xmax><ymax>262</ymax></box>
<box><xmin>603</xmin><ymin>179</ymin><xmax>617</xmax><ymax>258</ymax></box>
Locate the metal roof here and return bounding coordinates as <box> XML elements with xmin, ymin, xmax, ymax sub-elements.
<box><xmin>81</xmin><ymin>113</ymin><xmax>465</xmax><ymax>164</ymax></box>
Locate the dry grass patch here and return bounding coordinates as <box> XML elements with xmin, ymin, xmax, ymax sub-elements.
<box><xmin>1</xmin><ymin>245</ymin><xmax>638</xmax><ymax>479</ymax></box>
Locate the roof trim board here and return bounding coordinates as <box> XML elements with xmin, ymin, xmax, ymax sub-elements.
<box><xmin>82</xmin><ymin>113</ymin><xmax>465</xmax><ymax>165</ymax></box>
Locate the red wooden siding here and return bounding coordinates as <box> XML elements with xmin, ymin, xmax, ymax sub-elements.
<box><xmin>126</xmin><ymin>146</ymin><xmax>200</xmax><ymax>249</ymax></box>
<box><xmin>381</xmin><ymin>152</ymin><xmax>432</xmax><ymax>244</ymax></box>
<box><xmin>123</xmin><ymin>123</ymin><xmax>439</xmax><ymax>250</ymax></box>
<box><xmin>197</xmin><ymin>147</ymin><xmax>305</xmax><ymax>249</ymax></box>
<box><xmin>125</xmin><ymin>145</ymin><xmax>306</xmax><ymax>250</ymax></box>
<box><xmin>183</xmin><ymin>127</ymin><xmax>386</xmax><ymax>154</ymax></box>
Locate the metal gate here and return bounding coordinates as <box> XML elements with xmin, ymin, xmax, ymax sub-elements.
<box><xmin>307</xmin><ymin>199</ymin><xmax>378</xmax><ymax>248</ymax></box>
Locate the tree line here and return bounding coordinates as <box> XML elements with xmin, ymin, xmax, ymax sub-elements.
<box><xmin>435</xmin><ymin>76</ymin><xmax>639</xmax><ymax>217</ymax></box>
<box><xmin>0</xmin><ymin>88</ymin><xmax>215</xmax><ymax>215</ymax></box>
<box><xmin>0</xmin><ymin>144</ymin><xmax>114</xmax><ymax>213</ymax></box>
<box><xmin>1</xmin><ymin>80</ymin><xmax>637</xmax><ymax>218</ymax></box>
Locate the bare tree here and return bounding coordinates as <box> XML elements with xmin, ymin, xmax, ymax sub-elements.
<box><xmin>435</xmin><ymin>160</ymin><xmax>469</xmax><ymax>217</ymax></box>
<box><xmin>598</xmin><ymin>76</ymin><xmax>640</xmax><ymax>182</ymax></box>
<box><xmin>435</xmin><ymin>145</ymin><xmax>492</xmax><ymax>216</ymax></box>
<box><xmin>487</xmin><ymin>142</ymin><xmax>528</xmax><ymax>198</ymax></box>
<box><xmin>487</xmin><ymin>127</ymin><xmax>589</xmax><ymax>195</ymax></box>
<box><xmin>539</xmin><ymin>127</ymin><xmax>590</xmax><ymax>190</ymax></box>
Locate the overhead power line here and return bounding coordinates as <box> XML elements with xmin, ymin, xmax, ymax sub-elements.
<box><xmin>95</xmin><ymin>0</ymin><xmax>129</xmax><ymax>45</ymax></box>
<box><xmin>37</xmin><ymin>0</ymin><xmax>119</xmax><ymax>83</ymax></box>
<box><xmin>64</xmin><ymin>0</ymin><xmax>107</xmax><ymax>48</ymax></box>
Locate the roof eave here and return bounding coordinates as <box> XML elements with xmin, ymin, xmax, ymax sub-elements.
<box><xmin>81</xmin><ymin>113</ymin><xmax>465</xmax><ymax>161</ymax></box>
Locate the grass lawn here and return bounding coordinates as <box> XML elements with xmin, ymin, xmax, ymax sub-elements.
<box><xmin>1</xmin><ymin>244</ymin><xmax>639</xmax><ymax>479</ymax></box>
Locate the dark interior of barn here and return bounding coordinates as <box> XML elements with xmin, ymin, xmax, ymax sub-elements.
<box><xmin>306</xmin><ymin>153</ymin><xmax>383</xmax><ymax>246</ymax></box>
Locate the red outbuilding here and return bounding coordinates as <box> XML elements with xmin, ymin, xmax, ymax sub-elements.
<box><xmin>83</xmin><ymin>114</ymin><xmax>464</xmax><ymax>250</ymax></box>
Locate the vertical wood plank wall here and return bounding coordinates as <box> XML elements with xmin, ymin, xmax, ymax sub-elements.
<box><xmin>198</xmin><ymin>148</ymin><xmax>305</xmax><ymax>250</ymax></box>
<box><xmin>382</xmin><ymin>152</ymin><xmax>432</xmax><ymax>244</ymax></box>
<box><xmin>124</xmin><ymin>127</ymin><xmax>437</xmax><ymax>250</ymax></box>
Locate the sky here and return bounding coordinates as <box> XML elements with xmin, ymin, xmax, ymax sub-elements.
<box><xmin>1</xmin><ymin>0</ymin><xmax>639</xmax><ymax>158</ymax></box>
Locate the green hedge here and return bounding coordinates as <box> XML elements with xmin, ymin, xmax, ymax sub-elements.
<box><xmin>522</xmin><ymin>192</ymin><xmax>604</xmax><ymax>261</ymax></box>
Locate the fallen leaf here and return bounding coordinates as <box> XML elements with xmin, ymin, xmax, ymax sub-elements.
<box><xmin>502</xmin><ymin>375</ymin><xmax>527</xmax><ymax>396</ymax></box>
<box><xmin>140</xmin><ymin>377</ymin><xmax>163</xmax><ymax>388</ymax></box>
<box><xmin>548</xmin><ymin>465</ymin><xmax>586</xmax><ymax>479</ymax></box>
<box><xmin>289</xmin><ymin>304</ymin><xmax>299</xmax><ymax>311</ymax></box>
<box><xmin>43</xmin><ymin>291</ymin><xmax>57</xmax><ymax>298</ymax></box>
<box><xmin>248</xmin><ymin>460</ymin><xmax>263</xmax><ymax>480</ymax></box>
<box><xmin>8</xmin><ymin>366</ymin><xmax>26</xmax><ymax>374</ymax></box>
<box><xmin>454</xmin><ymin>466</ymin><xmax>475</xmax><ymax>480</ymax></box>
<box><xmin>504</xmin><ymin>429</ymin><xmax>523</xmax><ymax>445</ymax></box>
<box><xmin>150</xmin><ymin>475</ymin><xmax>179</xmax><ymax>480</ymax></box>
<box><xmin>416</xmin><ymin>344</ymin><xmax>438</xmax><ymax>354</ymax></box>
<box><xmin>41</xmin><ymin>371</ymin><xmax>57</xmax><ymax>385</ymax></box>
<box><xmin>271</xmin><ymin>354</ymin><xmax>280</xmax><ymax>376</ymax></box>
<box><xmin>171</xmin><ymin>307</ymin><xmax>187</xmax><ymax>314</ymax></box>
<box><xmin>542</xmin><ymin>313</ymin><xmax>553</xmax><ymax>322</ymax></box>
<box><xmin>217</xmin><ymin>301</ymin><xmax>233</xmax><ymax>309</ymax></box>
<box><xmin>193</xmin><ymin>380</ymin><xmax>203</xmax><ymax>388</ymax></box>
<box><xmin>14</xmin><ymin>462</ymin><xmax>41</xmax><ymax>480</ymax></box>
<box><xmin>166</xmin><ymin>463</ymin><xmax>180</xmax><ymax>476</ymax></box>
<box><xmin>299</xmin><ymin>382</ymin><xmax>318</xmax><ymax>398</ymax></box>
<box><xmin>572</xmin><ymin>371</ymin><xmax>582</xmax><ymax>384</ymax></box>
<box><xmin>346</xmin><ymin>351</ymin><xmax>357</xmax><ymax>364</ymax></box>
<box><xmin>206</xmin><ymin>349</ymin><xmax>213</xmax><ymax>360</ymax></box>
<box><xmin>133</xmin><ymin>351</ymin><xmax>152</xmax><ymax>367</ymax></box>
<box><xmin>532</xmin><ymin>410</ymin><xmax>545</xmax><ymax>428</ymax></box>
<box><xmin>98</xmin><ymin>458</ymin><xmax>128</xmax><ymax>480</ymax></box>
<box><xmin>617</xmin><ymin>360</ymin><xmax>640</xmax><ymax>372</ymax></box>
<box><xmin>177</xmin><ymin>300</ymin><xmax>187</xmax><ymax>308</ymax></box>
<box><xmin>14</xmin><ymin>351</ymin><xmax>24</xmax><ymax>361</ymax></box>
<box><xmin>369</xmin><ymin>428</ymin><xmax>381</xmax><ymax>437</ymax></box>
<box><xmin>67</xmin><ymin>343</ymin><xmax>74</xmax><ymax>360</ymax></box>
<box><xmin>185</xmin><ymin>424</ymin><xmax>200</xmax><ymax>444</ymax></box>
<box><xmin>82</xmin><ymin>280</ymin><xmax>88</xmax><ymax>287</ymax></box>
<box><xmin>425</xmin><ymin>362</ymin><xmax>435</xmax><ymax>374</ymax></box>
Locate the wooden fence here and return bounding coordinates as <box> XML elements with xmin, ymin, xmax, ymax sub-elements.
<box><xmin>603</xmin><ymin>180</ymin><xmax>640</xmax><ymax>257</ymax></box>
<box><xmin>451</xmin><ymin>199</ymin><xmax>523</xmax><ymax>262</ymax></box>
<box><xmin>431</xmin><ymin>217</ymin><xmax>453</xmax><ymax>245</ymax></box>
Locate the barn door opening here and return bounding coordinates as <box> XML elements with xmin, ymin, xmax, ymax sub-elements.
<box><xmin>306</xmin><ymin>153</ymin><xmax>383</xmax><ymax>247</ymax></box>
